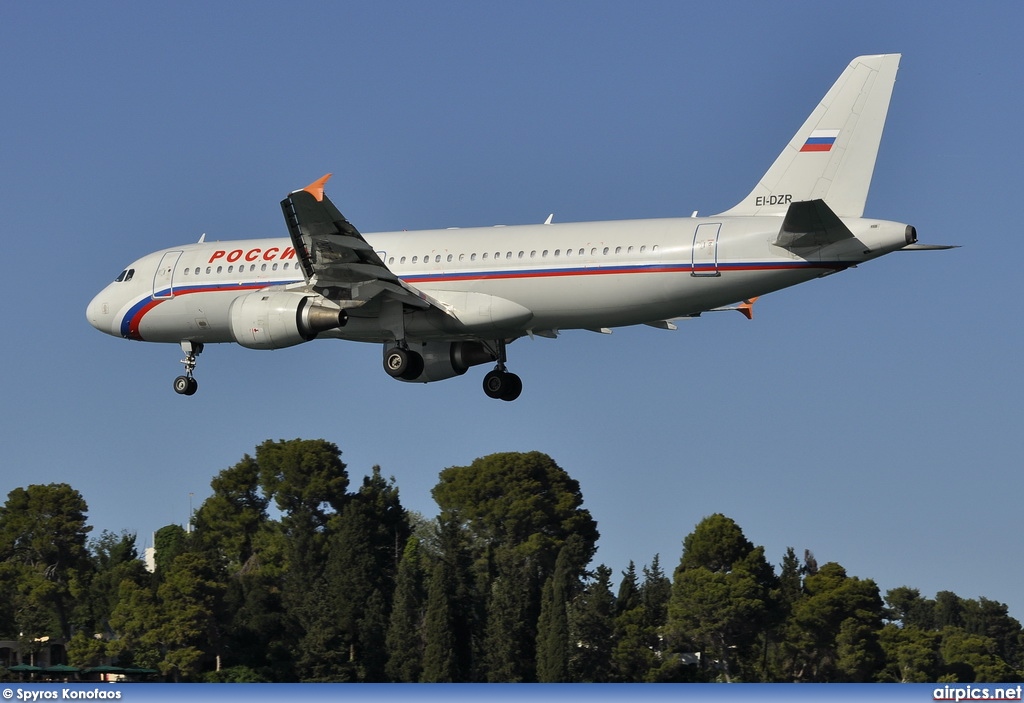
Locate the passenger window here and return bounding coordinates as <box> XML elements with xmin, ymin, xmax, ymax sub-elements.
<box><xmin>261</xmin><ymin>264</ymin><xmax>267</xmax><ymax>272</ymax></box>
<box><xmin>412</xmin><ymin>256</ymin><xmax>418</xmax><ymax>263</ymax></box>
<box><xmin>217</xmin><ymin>266</ymin><xmax>223</xmax><ymax>273</ymax></box>
<box><xmin>447</xmin><ymin>254</ymin><xmax>453</xmax><ymax>262</ymax></box>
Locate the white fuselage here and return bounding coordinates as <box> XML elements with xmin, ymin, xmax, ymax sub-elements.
<box><xmin>86</xmin><ymin>214</ymin><xmax>911</xmax><ymax>346</ymax></box>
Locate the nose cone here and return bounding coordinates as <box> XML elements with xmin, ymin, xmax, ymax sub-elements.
<box><xmin>86</xmin><ymin>289</ymin><xmax>116</xmax><ymax>336</ymax></box>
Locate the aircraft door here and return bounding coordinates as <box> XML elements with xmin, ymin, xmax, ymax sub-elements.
<box><xmin>691</xmin><ymin>223</ymin><xmax>721</xmax><ymax>277</ymax></box>
<box><xmin>152</xmin><ymin>251</ymin><xmax>183</xmax><ymax>299</ymax></box>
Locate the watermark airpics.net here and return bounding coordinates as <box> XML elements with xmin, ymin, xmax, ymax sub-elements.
<box><xmin>934</xmin><ymin>685</ymin><xmax>1023</xmax><ymax>701</ymax></box>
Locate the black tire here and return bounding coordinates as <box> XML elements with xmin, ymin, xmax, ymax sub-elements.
<box><xmin>384</xmin><ymin>348</ymin><xmax>410</xmax><ymax>378</ymax></box>
<box><xmin>500</xmin><ymin>373</ymin><xmax>522</xmax><ymax>402</ymax></box>
<box><xmin>185</xmin><ymin>377</ymin><xmax>198</xmax><ymax>396</ymax></box>
<box><xmin>173</xmin><ymin>376</ymin><xmax>191</xmax><ymax>395</ymax></box>
<box><xmin>481</xmin><ymin>370</ymin><xmax>509</xmax><ymax>399</ymax></box>
<box><xmin>402</xmin><ymin>350</ymin><xmax>424</xmax><ymax>380</ymax></box>
<box><xmin>384</xmin><ymin>347</ymin><xmax>424</xmax><ymax>380</ymax></box>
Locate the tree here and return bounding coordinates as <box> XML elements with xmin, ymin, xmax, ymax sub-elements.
<box><xmin>385</xmin><ymin>537</ymin><xmax>426</xmax><ymax>682</ymax></box>
<box><xmin>80</xmin><ymin>530</ymin><xmax>147</xmax><ymax>644</ymax></box>
<box><xmin>421</xmin><ymin>555</ymin><xmax>459</xmax><ymax>682</ymax></box>
<box><xmin>885</xmin><ymin>587</ymin><xmax>935</xmax><ymax>630</ymax></box>
<box><xmin>939</xmin><ymin>626</ymin><xmax>1017</xmax><ymax>682</ymax></box>
<box><xmin>788</xmin><ymin>562</ymin><xmax>884</xmax><ymax>681</ymax></box>
<box><xmin>878</xmin><ymin>624</ymin><xmax>940</xmax><ymax>682</ymax></box>
<box><xmin>432</xmin><ymin>452</ymin><xmax>599</xmax><ymax>681</ymax></box>
<box><xmin>252</xmin><ymin>439</ymin><xmax>349</xmax><ymax>680</ymax></box>
<box><xmin>569</xmin><ymin>563</ymin><xmax>616</xmax><ymax>681</ymax></box>
<box><xmin>323</xmin><ymin>467</ymin><xmax>409</xmax><ymax>681</ymax></box>
<box><xmin>0</xmin><ymin>484</ymin><xmax>93</xmax><ymax>642</ymax></box>
<box><xmin>536</xmin><ymin>544</ymin><xmax>573</xmax><ymax>682</ymax></box>
<box><xmin>193</xmin><ymin>455</ymin><xmax>269</xmax><ymax>569</ymax></box>
<box><xmin>667</xmin><ymin>515</ymin><xmax>776</xmax><ymax>682</ymax></box>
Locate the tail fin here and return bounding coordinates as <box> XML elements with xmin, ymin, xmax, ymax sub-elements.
<box><xmin>716</xmin><ymin>54</ymin><xmax>901</xmax><ymax>219</ymax></box>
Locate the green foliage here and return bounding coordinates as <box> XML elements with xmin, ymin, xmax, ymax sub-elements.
<box><xmin>0</xmin><ymin>484</ymin><xmax>93</xmax><ymax>642</ymax></box>
<box><xmin>667</xmin><ymin>515</ymin><xmax>776</xmax><ymax>682</ymax></box>
<box><xmin>2</xmin><ymin>442</ymin><xmax>1021</xmax><ymax>683</ymax></box>
<box><xmin>385</xmin><ymin>537</ymin><xmax>425</xmax><ymax>682</ymax></box>
<box><xmin>787</xmin><ymin>563</ymin><xmax>885</xmax><ymax>681</ymax></box>
<box><xmin>193</xmin><ymin>455</ymin><xmax>268</xmax><ymax>569</ymax></box>
<box><xmin>568</xmin><ymin>563</ymin><xmax>616</xmax><ymax>681</ymax></box>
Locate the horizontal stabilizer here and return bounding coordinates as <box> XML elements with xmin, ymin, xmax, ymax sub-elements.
<box><xmin>900</xmin><ymin>243</ymin><xmax>960</xmax><ymax>251</ymax></box>
<box><xmin>774</xmin><ymin>199</ymin><xmax>854</xmax><ymax>249</ymax></box>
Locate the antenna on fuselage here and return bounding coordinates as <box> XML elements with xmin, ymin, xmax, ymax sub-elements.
<box><xmin>198</xmin><ymin>233</ymin><xmax>206</xmax><ymax>243</ymax></box>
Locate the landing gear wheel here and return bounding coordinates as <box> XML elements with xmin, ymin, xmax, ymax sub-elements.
<box><xmin>174</xmin><ymin>375</ymin><xmax>198</xmax><ymax>396</ymax></box>
<box><xmin>483</xmin><ymin>369</ymin><xmax>522</xmax><ymax>401</ymax></box>
<box><xmin>384</xmin><ymin>347</ymin><xmax>424</xmax><ymax>380</ymax></box>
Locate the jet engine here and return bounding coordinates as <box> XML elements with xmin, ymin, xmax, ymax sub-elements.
<box><xmin>390</xmin><ymin>341</ymin><xmax>496</xmax><ymax>383</ymax></box>
<box><xmin>229</xmin><ymin>292</ymin><xmax>346</xmax><ymax>350</ymax></box>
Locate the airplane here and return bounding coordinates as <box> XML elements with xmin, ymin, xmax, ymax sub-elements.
<box><xmin>87</xmin><ymin>53</ymin><xmax>952</xmax><ymax>401</ymax></box>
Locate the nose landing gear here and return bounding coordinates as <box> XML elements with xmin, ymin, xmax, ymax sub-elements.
<box><xmin>173</xmin><ymin>341</ymin><xmax>203</xmax><ymax>396</ymax></box>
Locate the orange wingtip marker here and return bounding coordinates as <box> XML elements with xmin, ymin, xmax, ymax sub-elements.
<box><xmin>737</xmin><ymin>297</ymin><xmax>758</xmax><ymax>320</ymax></box>
<box><xmin>303</xmin><ymin>173</ymin><xmax>332</xmax><ymax>202</ymax></box>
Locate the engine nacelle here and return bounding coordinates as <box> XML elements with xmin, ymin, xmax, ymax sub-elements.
<box><xmin>390</xmin><ymin>341</ymin><xmax>496</xmax><ymax>383</ymax></box>
<box><xmin>229</xmin><ymin>292</ymin><xmax>346</xmax><ymax>350</ymax></box>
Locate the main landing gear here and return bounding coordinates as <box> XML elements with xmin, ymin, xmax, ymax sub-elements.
<box><xmin>381</xmin><ymin>338</ymin><xmax>523</xmax><ymax>401</ymax></box>
<box><xmin>482</xmin><ymin>338</ymin><xmax>521</xmax><ymax>402</ymax></box>
<box><xmin>173</xmin><ymin>341</ymin><xmax>203</xmax><ymax>396</ymax></box>
<box><xmin>483</xmin><ymin>367</ymin><xmax>522</xmax><ymax>402</ymax></box>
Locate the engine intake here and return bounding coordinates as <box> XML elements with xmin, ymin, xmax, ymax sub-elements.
<box><xmin>229</xmin><ymin>292</ymin><xmax>346</xmax><ymax>350</ymax></box>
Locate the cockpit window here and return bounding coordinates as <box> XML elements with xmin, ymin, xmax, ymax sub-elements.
<box><xmin>115</xmin><ymin>268</ymin><xmax>135</xmax><ymax>282</ymax></box>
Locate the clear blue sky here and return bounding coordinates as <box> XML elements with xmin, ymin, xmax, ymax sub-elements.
<box><xmin>3</xmin><ymin>2</ymin><xmax>1022</xmax><ymax>618</ymax></box>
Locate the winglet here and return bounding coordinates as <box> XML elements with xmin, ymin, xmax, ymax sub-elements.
<box><xmin>737</xmin><ymin>297</ymin><xmax>758</xmax><ymax>320</ymax></box>
<box><xmin>302</xmin><ymin>173</ymin><xmax>333</xmax><ymax>202</ymax></box>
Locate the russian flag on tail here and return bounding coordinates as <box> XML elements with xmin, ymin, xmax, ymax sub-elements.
<box><xmin>800</xmin><ymin>129</ymin><xmax>840</xmax><ymax>152</ymax></box>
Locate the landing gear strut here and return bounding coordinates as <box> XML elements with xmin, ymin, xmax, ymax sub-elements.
<box><xmin>482</xmin><ymin>339</ymin><xmax>522</xmax><ymax>402</ymax></box>
<box><xmin>173</xmin><ymin>341</ymin><xmax>203</xmax><ymax>396</ymax></box>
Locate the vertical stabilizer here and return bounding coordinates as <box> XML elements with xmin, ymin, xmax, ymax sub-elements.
<box><xmin>716</xmin><ymin>54</ymin><xmax>901</xmax><ymax>218</ymax></box>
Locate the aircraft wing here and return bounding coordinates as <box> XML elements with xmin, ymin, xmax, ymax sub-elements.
<box><xmin>280</xmin><ymin>174</ymin><xmax>431</xmax><ymax>309</ymax></box>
